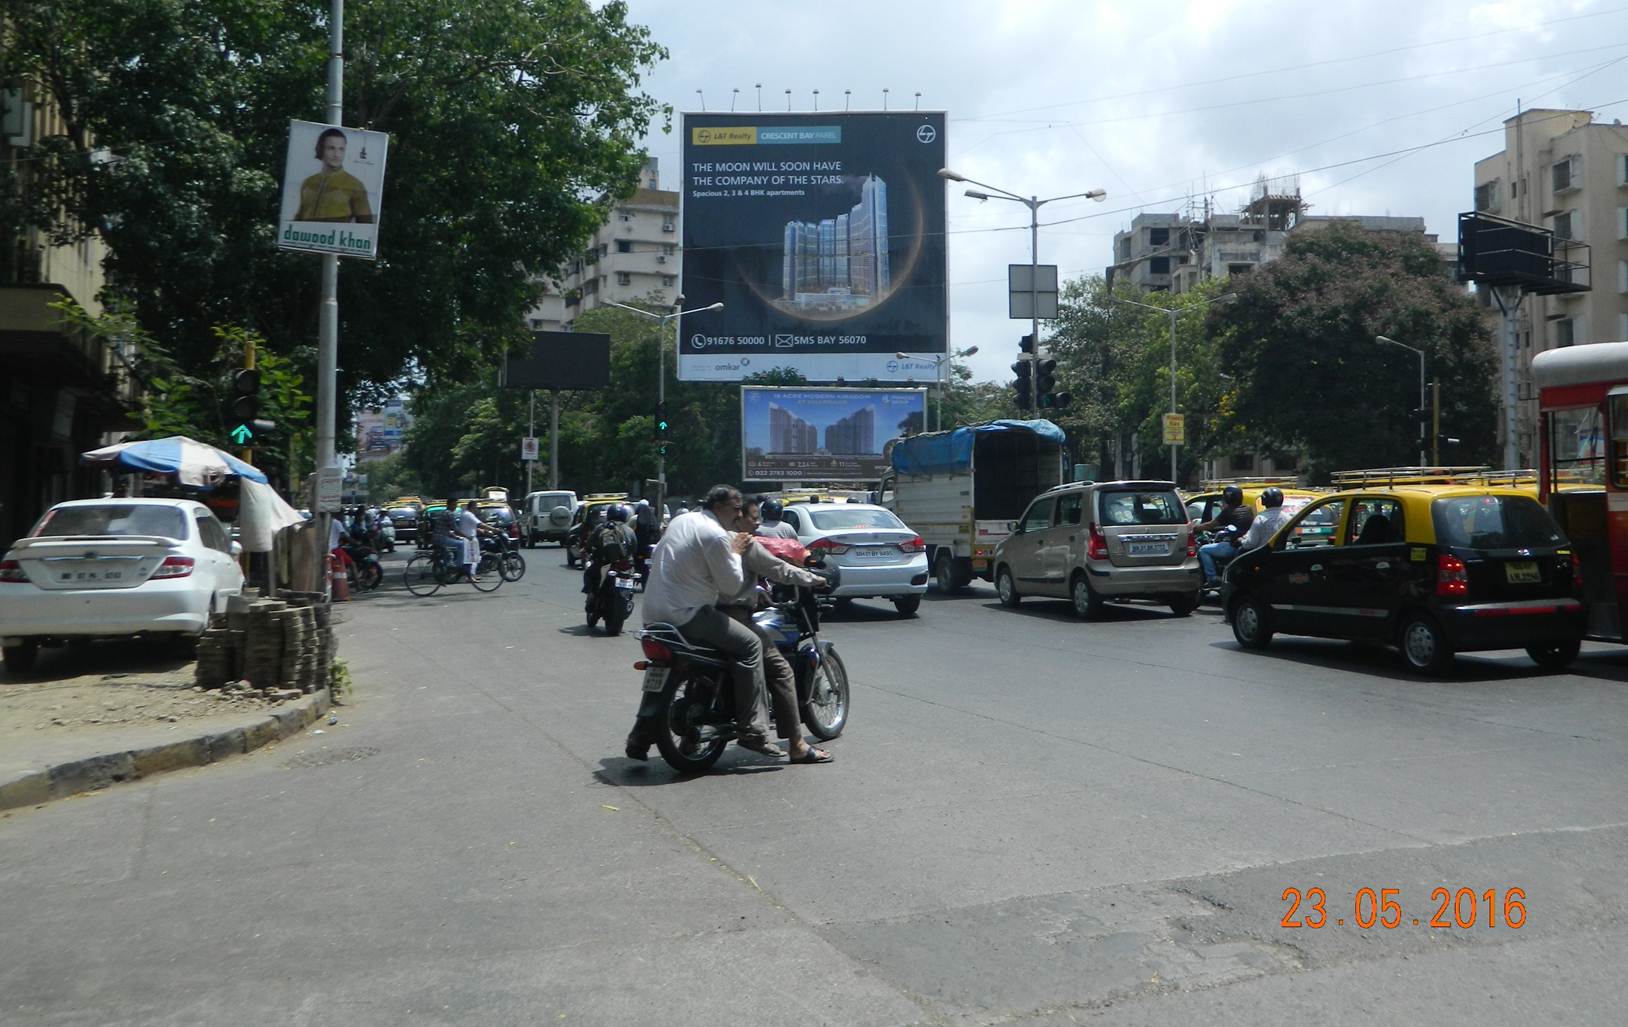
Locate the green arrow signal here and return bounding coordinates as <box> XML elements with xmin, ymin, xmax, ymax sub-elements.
<box><xmin>230</xmin><ymin>424</ymin><xmax>253</xmax><ymax>444</ymax></box>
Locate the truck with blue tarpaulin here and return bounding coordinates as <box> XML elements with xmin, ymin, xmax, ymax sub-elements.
<box><xmin>879</xmin><ymin>420</ymin><xmax>1068</xmax><ymax>593</ymax></box>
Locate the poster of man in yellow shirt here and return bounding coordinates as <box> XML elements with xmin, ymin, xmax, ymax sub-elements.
<box><xmin>278</xmin><ymin>120</ymin><xmax>389</xmax><ymax>259</ymax></box>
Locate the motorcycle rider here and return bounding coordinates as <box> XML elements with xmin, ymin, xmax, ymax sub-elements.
<box><xmin>583</xmin><ymin>504</ymin><xmax>637</xmax><ymax>597</ymax></box>
<box><xmin>1195</xmin><ymin>485</ymin><xmax>1255</xmax><ymax>589</ymax></box>
<box><xmin>753</xmin><ymin>496</ymin><xmax>800</xmax><ymax>540</ymax></box>
<box><xmin>1236</xmin><ymin>487</ymin><xmax>1291</xmax><ymax>554</ymax></box>
<box><xmin>632</xmin><ymin>499</ymin><xmax>661</xmax><ymax>569</ymax></box>
<box><xmin>726</xmin><ymin>497</ymin><xmax>832</xmax><ymax>763</ymax></box>
<box><xmin>624</xmin><ymin>485</ymin><xmax>782</xmax><ymax>762</ymax></box>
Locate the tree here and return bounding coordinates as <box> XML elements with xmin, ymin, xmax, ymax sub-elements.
<box><xmin>2</xmin><ymin>0</ymin><xmax>668</xmax><ymax>389</ymax></box>
<box><xmin>1210</xmin><ymin>225</ymin><xmax>1497</xmax><ymax>480</ymax></box>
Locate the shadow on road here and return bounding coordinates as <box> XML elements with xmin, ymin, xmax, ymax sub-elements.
<box><xmin>0</xmin><ymin>637</ymin><xmax>193</xmax><ymax>683</ymax></box>
<box><xmin>594</xmin><ymin>756</ymin><xmax>784</xmax><ymax>786</ymax></box>
<box><xmin>1203</xmin><ymin>635</ymin><xmax>1594</xmax><ymax>685</ymax></box>
<box><xmin>973</xmin><ymin>598</ymin><xmax>1189</xmax><ymax>624</ymax></box>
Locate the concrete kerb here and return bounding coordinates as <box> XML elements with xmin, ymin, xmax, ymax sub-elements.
<box><xmin>0</xmin><ymin>689</ymin><xmax>333</xmax><ymax>813</ymax></box>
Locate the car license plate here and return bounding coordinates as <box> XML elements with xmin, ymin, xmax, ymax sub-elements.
<box><xmin>1504</xmin><ymin>561</ymin><xmax>1540</xmax><ymax>584</ymax></box>
<box><xmin>1129</xmin><ymin>543</ymin><xmax>1170</xmax><ymax>557</ymax></box>
<box><xmin>641</xmin><ymin>666</ymin><xmax>668</xmax><ymax>692</ymax></box>
<box><xmin>614</xmin><ymin>577</ymin><xmax>638</xmax><ymax>590</ymax></box>
<box><xmin>852</xmin><ymin>547</ymin><xmax>894</xmax><ymax>559</ymax></box>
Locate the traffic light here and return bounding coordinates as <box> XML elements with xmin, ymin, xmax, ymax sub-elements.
<box><xmin>1019</xmin><ymin>334</ymin><xmax>1035</xmax><ymax>355</ymax></box>
<box><xmin>1035</xmin><ymin>355</ymin><xmax>1066</xmax><ymax>409</ymax></box>
<box><xmin>654</xmin><ymin>401</ymin><xmax>670</xmax><ymax>456</ymax></box>
<box><xmin>229</xmin><ymin>369</ymin><xmax>273</xmax><ymax>445</ymax></box>
<box><xmin>1012</xmin><ymin>358</ymin><xmax>1033</xmax><ymax>410</ymax></box>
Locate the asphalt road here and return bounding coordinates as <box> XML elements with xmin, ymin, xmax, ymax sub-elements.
<box><xmin>3</xmin><ymin>543</ymin><xmax>1627</xmax><ymax>1025</ymax></box>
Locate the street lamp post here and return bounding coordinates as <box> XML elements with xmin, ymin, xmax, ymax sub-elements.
<box><xmin>1376</xmin><ymin>335</ymin><xmax>1427</xmax><ymax>466</ymax></box>
<box><xmin>605</xmin><ymin>299</ymin><xmax>723</xmax><ymax>511</ymax></box>
<box><xmin>938</xmin><ymin>167</ymin><xmax>1104</xmax><ymax>397</ymax></box>
<box><xmin>1111</xmin><ymin>293</ymin><xmax>1235</xmax><ymax>483</ymax></box>
<box><xmin>896</xmin><ymin>346</ymin><xmax>978</xmax><ymax>431</ymax></box>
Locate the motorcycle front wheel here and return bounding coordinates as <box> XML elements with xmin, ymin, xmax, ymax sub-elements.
<box><xmin>356</xmin><ymin>562</ymin><xmax>383</xmax><ymax>592</ymax></box>
<box><xmin>802</xmin><ymin>644</ymin><xmax>850</xmax><ymax>740</ymax></box>
<box><xmin>654</xmin><ymin>673</ymin><xmax>729</xmax><ymax>773</ymax></box>
<box><xmin>500</xmin><ymin>551</ymin><xmax>526</xmax><ymax>582</ymax></box>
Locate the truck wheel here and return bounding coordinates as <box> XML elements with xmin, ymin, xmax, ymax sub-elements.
<box><xmin>995</xmin><ymin>566</ymin><xmax>1021</xmax><ymax>607</ymax></box>
<box><xmin>934</xmin><ymin>552</ymin><xmax>961</xmax><ymax>594</ymax></box>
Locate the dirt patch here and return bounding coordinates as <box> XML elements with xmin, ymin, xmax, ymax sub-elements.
<box><xmin>0</xmin><ymin>641</ymin><xmax>277</xmax><ymax>744</ymax></box>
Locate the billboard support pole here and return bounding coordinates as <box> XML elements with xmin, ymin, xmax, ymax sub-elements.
<box><xmin>526</xmin><ymin>390</ymin><xmax>535</xmax><ymax>494</ymax></box>
<box><xmin>549</xmin><ymin>389</ymin><xmax>560</xmax><ymax>490</ymax></box>
<box><xmin>1492</xmin><ymin>286</ymin><xmax>1524</xmax><ymax>470</ymax></box>
<box><xmin>314</xmin><ymin>0</ymin><xmax>344</xmax><ymax>597</ymax></box>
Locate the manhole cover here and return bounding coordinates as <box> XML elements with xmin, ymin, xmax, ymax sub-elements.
<box><xmin>283</xmin><ymin>745</ymin><xmax>380</xmax><ymax>769</ymax></box>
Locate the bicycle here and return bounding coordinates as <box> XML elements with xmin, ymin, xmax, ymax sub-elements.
<box><xmin>404</xmin><ymin>537</ymin><xmax>504</xmax><ymax>596</ymax></box>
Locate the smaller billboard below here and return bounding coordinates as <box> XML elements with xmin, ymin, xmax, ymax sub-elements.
<box><xmin>502</xmin><ymin>331</ymin><xmax>612</xmax><ymax>390</ymax></box>
<box><xmin>278</xmin><ymin>120</ymin><xmax>389</xmax><ymax>259</ymax></box>
<box><xmin>742</xmin><ymin>386</ymin><xmax>926</xmax><ymax>482</ymax></box>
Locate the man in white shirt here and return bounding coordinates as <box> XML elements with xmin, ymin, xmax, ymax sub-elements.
<box><xmin>1235</xmin><ymin>487</ymin><xmax>1291</xmax><ymax>554</ymax></box>
<box><xmin>455</xmin><ymin>500</ymin><xmax>498</xmax><ymax>580</ymax></box>
<box><xmin>626</xmin><ymin>485</ymin><xmax>782</xmax><ymax>761</ymax></box>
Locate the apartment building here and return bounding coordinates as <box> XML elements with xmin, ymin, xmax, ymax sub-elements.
<box><xmin>1472</xmin><ymin>108</ymin><xmax>1628</xmax><ymax>464</ymax></box>
<box><xmin>524</xmin><ymin>158</ymin><xmax>680</xmax><ymax>331</ymax></box>
<box><xmin>0</xmin><ymin>82</ymin><xmax>139</xmax><ymax>544</ymax></box>
<box><xmin>1107</xmin><ymin>179</ymin><xmax>1303</xmax><ymax>293</ymax></box>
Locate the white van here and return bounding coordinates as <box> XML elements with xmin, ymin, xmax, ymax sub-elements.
<box><xmin>521</xmin><ymin>490</ymin><xmax>579</xmax><ymax>547</ymax></box>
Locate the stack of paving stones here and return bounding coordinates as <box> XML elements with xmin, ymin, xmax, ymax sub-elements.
<box><xmin>192</xmin><ymin>592</ymin><xmax>335</xmax><ymax>695</ymax></box>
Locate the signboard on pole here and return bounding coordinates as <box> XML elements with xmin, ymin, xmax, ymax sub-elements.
<box><xmin>520</xmin><ymin>436</ymin><xmax>540</xmax><ymax>462</ymax></box>
<box><xmin>1008</xmin><ymin>264</ymin><xmax>1059</xmax><ymax>319</ymax></box>
<box><xmin>277</xmin><ymin>119</ymin><xmax>390</xmax><ymax>259</ymax></box>
<box><xmin>680</xmin><ymin>111</ymin><xmax>948</xmax><ymax>383</ymax></box>
<box><xmin>741</xmin><ymin>386</ymin><xmax>926</xmax><ymax>481</ymax></box>
<box><xmin>315</xmin><ymin>467</ymin><xmax>343</xmax><ymax>512</ymax></box>
<box><xmin>500</xmin><ymin>332</ymin><xmax>612</xmax><ymax>390</ymax></box>
<box><xmin>1162</xmin><ymin>413</ymin><xmax>1186</xmax><ymax>445</ymax></box>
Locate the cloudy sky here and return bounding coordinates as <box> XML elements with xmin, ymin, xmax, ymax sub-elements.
<box><xmin>622</xmin><ymin>0</ymin><xmax>1628</xmax><ymax>384</ymax></box>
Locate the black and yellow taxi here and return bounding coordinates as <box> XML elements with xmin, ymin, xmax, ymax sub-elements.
<box><xmin>1224</xmin><ymin>477</ymin><xmax>1585</xmax><ymax>674</ymax></box>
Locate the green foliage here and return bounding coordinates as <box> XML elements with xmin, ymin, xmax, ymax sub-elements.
<box><xmin>1211</xmin><ymin>225</ymin><xmax>1497</xmax><ymax>480</ymax></box>
<box><xmin>2</xmin><ymin>0</ymin><xmax>669</xmax><ymax>396</ymax></box>
<box><xmin>355</xmin><ymin>451</ymin><xmax>421</xmax><ymax>503</ymax></box>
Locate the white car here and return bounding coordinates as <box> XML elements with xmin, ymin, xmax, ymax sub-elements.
<box><xmin>0</xmin><ymin>498</ymin><xmax>245</xmax><ymax>672</ymax></box>
<box><xmin>778</xmin><ymin>502</ymin><xmax>929</xmax><ymax>617</ymax></box>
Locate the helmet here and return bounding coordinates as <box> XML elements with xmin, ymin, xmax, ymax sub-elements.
<box><xmin>607</xmin><ymin>504</ymin><xmax>630</xmax><ymax>523</ymax></box>
<box><xmin>760</xmin><ymin>498</ymin><xmax>784</xmax><ymax>521</ymax></box>
<box><xmin>636</xmin><ymin>499</ymin><xmax>650</xmax><ymax>508</ymax></box>
<box><xmin>1260</xmin><ymin>487</ymin><xmax>1284</xmax><ymax>508</ymax></box>
<box><xmin>1222</xmin><ymin>485</ymin><xmax>1244</xmax><ymax>505</ymax></box>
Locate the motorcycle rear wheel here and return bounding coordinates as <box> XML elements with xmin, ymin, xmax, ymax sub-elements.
<box><xmin>802</xmin><ymin>644</ymin><xmax>850</xmax><ymax>740</ymax></box>
<box><xmin>654</xmin><ymin>674</ymin><xmax>728</xmax><ymax>773</ymax></box>
<box><xmin>356</xmin><ymin>563</ymin><xmax>383</xmax><ymax>592</ymax></box>
<box><xmin>602</xmin><ymin>598</ymin><xmax>625</xmax><ymax>636</ymax></box>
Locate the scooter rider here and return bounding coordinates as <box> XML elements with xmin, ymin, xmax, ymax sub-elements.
<box><xmin>753</xmin><ymin>496</ymin><xmax>800</xmax><ymax>540</ymax></box>
<box><xmin>583</xmin><ymin>504</ymin><xmax>637</xmax><ymax>597</ymax></box>
<box><xmin>1196</xmin><ymin>485</ymin><xmax>1255</xmax><ymax>589</ymax></box>
<box><xmin>1236</xmin><ymin>487</ymin><xmax>1290</xmax><ymax>553</ymax></box>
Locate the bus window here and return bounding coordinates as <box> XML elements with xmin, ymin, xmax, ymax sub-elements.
<box><xmin>1550</xmin><ymin>405</ymin><xmax>1605</xmax><ymax>489</ymax></box>
<box><xmin>1611</xmin><ymin>394</ymin><xmax>1628</xmax><ymax>488</ymax></box>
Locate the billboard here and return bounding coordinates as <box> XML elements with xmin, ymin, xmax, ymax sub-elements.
<box><xmin>680</xmin><ymin>112</ymin><xmax>947</xmax><ymax>383</ymax></box>
<box><xmin>278</xmin><ymin>119</ymin><xmax>390</xmax><ymax>259</ymax></box>
<box><xmin>499</xmin><ymin>331</ymin><xmax>612</xmax><ymax>390</ymax></box>
<box><xmin>356</xmin><ymin>398</ymin><xmax>411</xmax><ymax>463</ymax></box>
<box><xmin>742</xmin><ymin>386</ymin><xmax>926</xmax><ymax>481</ymax></box>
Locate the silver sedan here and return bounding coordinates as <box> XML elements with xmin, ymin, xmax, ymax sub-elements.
<box><xmin>778</xmin><ymin>503</ymin><xmax>929</xmax><ymax>617</ymax></box>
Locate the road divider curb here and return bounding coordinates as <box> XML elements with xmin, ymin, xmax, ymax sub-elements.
<box><xmin>0</xmin><ymin>689</ymin><xmax>332</xmax><ymax>813</ymax></box>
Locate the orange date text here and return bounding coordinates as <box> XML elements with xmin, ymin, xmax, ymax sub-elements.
<box><xmin>1280</xmin><ymin>887</ymin><xmax>1526</xmax><ymax>929</ymax></box>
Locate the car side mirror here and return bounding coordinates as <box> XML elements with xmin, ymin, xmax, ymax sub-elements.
<box><xmin>229</xmin><ymin>540</ymin><xmax>244</xmax><ymax>557</ymax></box>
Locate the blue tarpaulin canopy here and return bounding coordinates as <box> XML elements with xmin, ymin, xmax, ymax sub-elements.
<box><xmin>80</xmin><ymin>435</ymin><xmax>269</xmax><ymax>486</ymax></box>
<box><xmin>890</xmin><ymin>419</ymin><xmax>1065</xmax><ymax>476</ymax></box>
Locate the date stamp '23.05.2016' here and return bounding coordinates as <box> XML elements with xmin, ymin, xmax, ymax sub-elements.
<box><xmin>1281</xmin><ymin>886</ymin><xmax>1527</xmax><ymax>929</ymax></box>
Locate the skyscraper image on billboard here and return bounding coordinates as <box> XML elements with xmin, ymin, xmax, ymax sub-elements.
<box><xmin>778</xmin><ymin>175</ymin><xmax>890</xmax><ymax>314</ymax></box>
<box><xmin>742</xmin><ymin>386</ymin><xmax>925</xmax><ymax>481</ymax></box>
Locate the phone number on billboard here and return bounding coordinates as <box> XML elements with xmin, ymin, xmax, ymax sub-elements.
<box><xmin>691</xmin><ymin>335</ymin><xmax>869</xmax><ymax>349</ymax></box>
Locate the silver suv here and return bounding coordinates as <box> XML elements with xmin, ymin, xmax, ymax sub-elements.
<box><xmin>993</xmin><ymin>480</ymin><xmax>1201</xmax><ymax>618</ymax></box>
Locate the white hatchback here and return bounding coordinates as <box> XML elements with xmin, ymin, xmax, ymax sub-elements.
<box><xmin>779</xmin><ymin>502</ymin><xmax>930</xmax><ymax>617</ymax></box>
<box><xmin>0</xmin><ymin>498</ymin><xmax>244</xmax><ymax>672</ymax></box>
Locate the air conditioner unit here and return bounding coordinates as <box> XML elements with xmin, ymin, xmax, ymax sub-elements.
<box><xmin>1</xmin><ymin>89</ymin><xmax>34</xmax><ymax>147</ymax></box>
<box><xmin>656</xmin><ymin>255</ymin><xmax>667</xmax><ymax>263</ymax></box>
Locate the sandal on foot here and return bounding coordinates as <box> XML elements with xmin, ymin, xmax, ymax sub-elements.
<box><xmin>737</xmin><ymin>738</ymin><xmax>785</xmax><ymax>758</ymax></box>
<box><xmin>789</xmin><ymin>746</ymin><xmax>833</xmax><ymax>764</ymax></box>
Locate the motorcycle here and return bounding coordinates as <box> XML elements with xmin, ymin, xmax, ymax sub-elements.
<box><xmin>481</xmin><ymin>531</ymin><xmax>526</xmax><ymax>582</ymax></box>
<box><xmin>1195</xmin><ymin>523</ymin><xmax>1244</xmax><ymax>601</ymax></box>
<box><xmin>587</xmin><ymin>559</ymin><xmax>640</xmax><ymax>636</ymax></box>
<box><xmin>631</xmin><ymin>567</ymin><xmax>849</xmax><ymax>773</ymax></box>
<box><xmin>339</xmin><ymin>539</ymin><xmax>384</xmax><ymax>592</ymax></box>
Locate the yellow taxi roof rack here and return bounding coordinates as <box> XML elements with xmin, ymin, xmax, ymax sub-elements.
<box><xmin>1198</xmin><ymin>476</ymin><xmax>1303</xmax><ymax>490</ymax></box>
<box><xmin>1328</xmin><ymin>466</ymin><xmax>1490</xmax><ymax>488</ymax></box>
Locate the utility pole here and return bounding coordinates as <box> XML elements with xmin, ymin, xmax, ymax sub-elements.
<box><xmin>526</xmin><ymin>390</ymin><xmax>535</xmax><ymax>494</ymax></box>
<box><xmin>1432</xmin><ymin>379</ymin><xmax>1442</xmax><ymax>465</ymax></box>
<box><xmin>314</xmin><ymin>0</ymin><xmax>344</xmax><ymax>592</ymax></box>
<box><xmin>549</xmin><ymin>389</ymin><xmax>560</xmax><ymax>490</ymax></box>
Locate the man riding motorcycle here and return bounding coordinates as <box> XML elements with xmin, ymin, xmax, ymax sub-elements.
<box><xmin>753</xmin><ymin>496</ymin><xmax>800</xmax><ymax>540</ymax></box>
<box><xmin>1195</xmin><ymin>485</ymin><xmax>1255</xmax><ymax>590</ymax></box>
<box><xmin>1236</xmin><ymin>486</ymin><xmax>1290</xmax><ymax>554</ymax></box>
<box><xmin>582</xmin><ymin>504</ymin><xmax>637</xmax><ymax>597</ymax></box>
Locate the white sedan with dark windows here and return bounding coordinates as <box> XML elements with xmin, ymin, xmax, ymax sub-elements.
<box><xmin>0</xmin><ymin>498</ymin><xmax>245</xmax><ymax>673</ymax></box>
<box><xmin>778</xmin><ymin>502</ymin><xmax>929</xmax><ymax>617</ymax></box>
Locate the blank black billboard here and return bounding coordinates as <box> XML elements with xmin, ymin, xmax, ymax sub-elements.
<box><xmin>501</xmin><ymin>332</ymin><xmax>611</xmax><ymax>390</ymax></box>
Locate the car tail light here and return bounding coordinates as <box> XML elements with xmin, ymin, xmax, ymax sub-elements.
<box><xmin>1436</xmin><ymin>554</ymin><xmax>1468</xmax><ymax>598</ymax></box>
<box><xmin>0</xmin><ymin>559</ymin><xmax>28</xmax><ymax>583</ymax></box>
<box><xmin>1086</xmin><ymin>523</ymin><xmax>1109</xmax><ymax>561</ymax></box>
<box><xmin>898</xmin><ymin>535</ymin><xmax>926</xmax><ymax>553</ymax></box>
<box><xmin>1569</xmin><ymin>550</ymin><xmax>1583</xmax><ymax>595</ymax></box>
<box><xmin>809</xmin><ymin>538</ymin><xmax>850</xmax><ymax>556</ymax></box>
<box><xmin>151</xmin><ymin>555</ymin><xmax>195</xmax><ymax>579</ymax></box>
<box><xmin>639</xmin><ymin>638</ymin><xmax>673</xmax><ymax>662</ymax></box>
<box><xmin>1186</xmin><ymin>530</ymin><xmax>1197</xmax><ymax>558</ymax></box>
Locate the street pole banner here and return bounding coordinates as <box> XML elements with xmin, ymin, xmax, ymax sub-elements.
<box><xmin>520</xmin><ymin>436</ymin><xmax>540</xmax><ymax>462</ymax></box>
<box><xmin>680</xmin><ymin>112</ymin><xmax>947</xmax><ymax>383</ymax></box>
<box><xmin>277</xmin><ymin>119</ymin><xmax>389</xmax><ymax>259</ymax></box>
<box><xmin>741</xmin><ymin>386</ymin><xmax>926</xmax><ymax>481</ymax></box>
